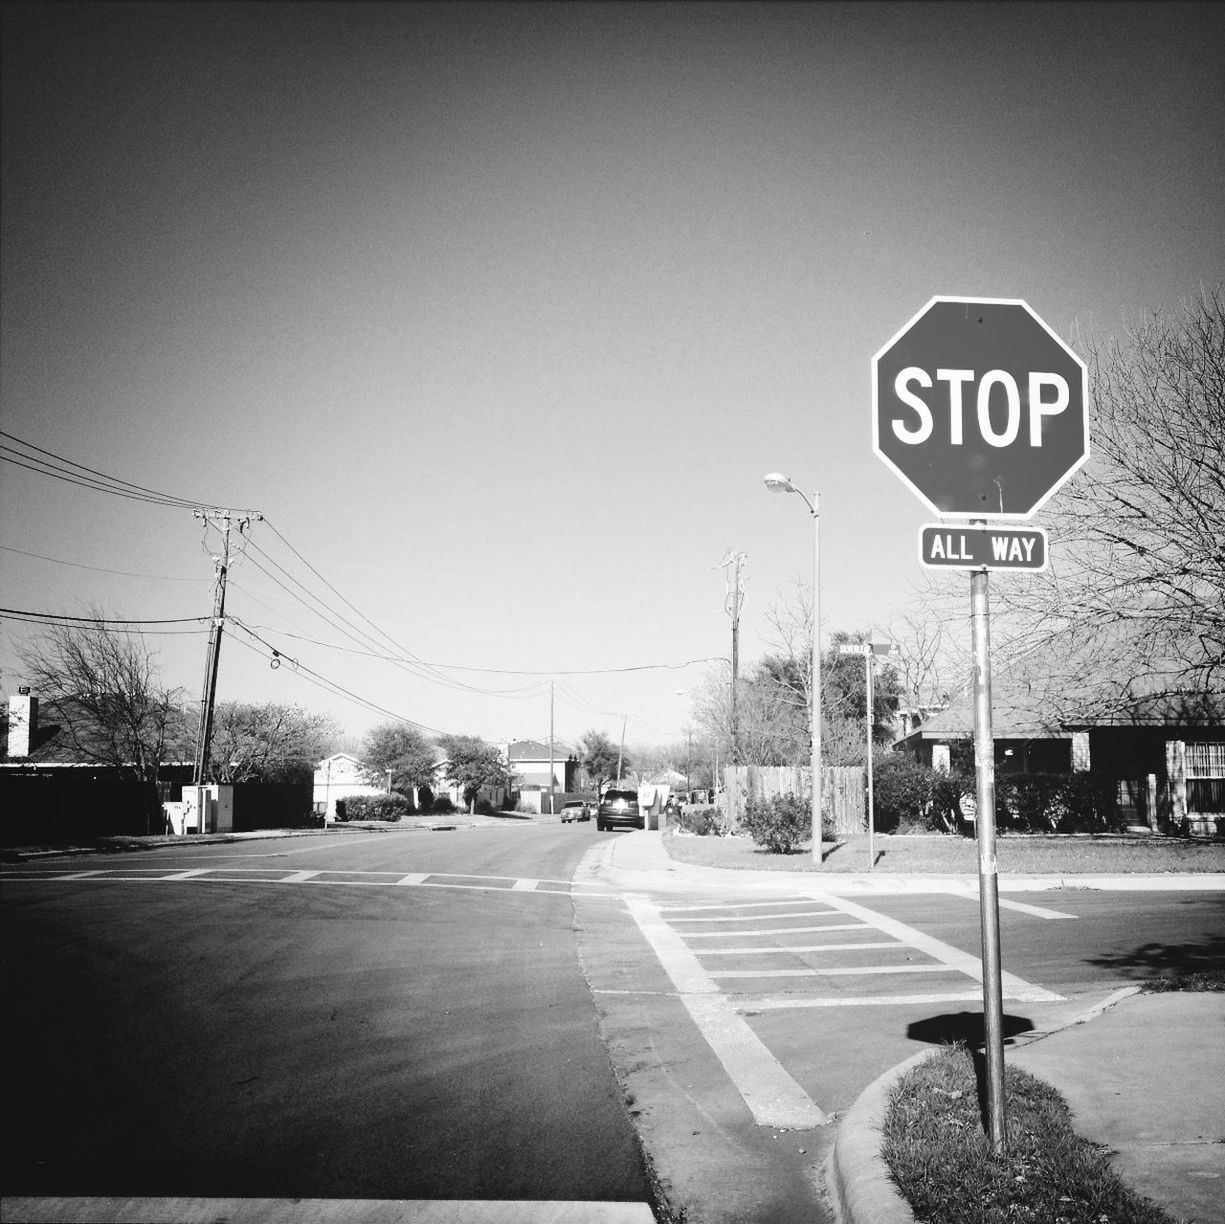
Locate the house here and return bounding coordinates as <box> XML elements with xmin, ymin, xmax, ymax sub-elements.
<box><xmin>895</xmin><ymin>679</ymin><xmax>1225</xmax><ymax>836</ymax></box>
<box><xmin>1</xmin><ymin>689</ymin><xmax>194</xmax><ymax>839</ymax></box>
<box><xmin>502</xmin><ymin>739</ymin><xmax>578</xmax><ymax>812</ymax></box>
<box><xmin>312</xmin><ymin>752</ymin><xmax>387</xmax><ymax>820</ymax></box>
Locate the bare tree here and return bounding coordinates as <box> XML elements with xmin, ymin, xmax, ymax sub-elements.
<box><xmin>211</xmin><ymin>701</ymin><xmax>340</xmax><ymax>784</ymax></box>
<box><xmin>15</xmin><ymin>610</ymin><xmax>191</xmax><ymax>783</ymax></box>
<box><xmin>994</xmin><ymin>285</ymin><xmax>1225</xmax><ymax>710</ymax></box>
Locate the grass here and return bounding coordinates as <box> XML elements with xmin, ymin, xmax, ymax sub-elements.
<box><xmin>882</xmin><ymin>1046</ymin><xmax>1175</xmax><ymax>1224</ymax></box>
<box><xmin>662</xmin><ymin>830</ymin><xmax>1225</xmax><ymax>874</ymax></box>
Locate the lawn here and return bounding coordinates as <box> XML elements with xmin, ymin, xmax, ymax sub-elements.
<box><xmin>662</xmin><ymin>830</ymin><xmax>1225</xmax><ymax>874</ymax></box>
<box><xmin>882</xmin><ymin>1046</ymin><xmax>1175</xmax><ymax>1224</ymax></box>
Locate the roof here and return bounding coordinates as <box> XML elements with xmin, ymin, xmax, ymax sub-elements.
<box><xmin>506</xmin><ymin>739</ymin><xmax>575</xmax><ymax>762</ymax></box>
<box><xmin>900</xmin><ymin>672</ymin><xmax>1225</xmax><ymax>747</ymax></box>
<box><xmin>1061</xmin><ymin>690</ymin><xmax>1225</xmax><ymax>729</ymax></box>
<box><xmin>901</xmin><ymin>678</ymin><xmax>1066</xmax><ymax>743</ymax></box>
<box><xmin>0</xmin><ymin>697</ymin><xmax>193</xmax><ymax>770</ymax></box>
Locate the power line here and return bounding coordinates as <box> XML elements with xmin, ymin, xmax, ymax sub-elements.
<box><xmin>0</xmin><ymin>431</ymin><xmax>207</xmax><ymax>509</ymax></box>
<box><xmin>0</xmin><ymin>544</ymin><xmax>202</xmax><ymax>582</ymax></box>
<box><xmin>0</xmin><ymin>606</ymin><xmax>209</xmax><ymax>628</ymax></box>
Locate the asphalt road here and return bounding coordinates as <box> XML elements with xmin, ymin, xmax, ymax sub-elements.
<box><xmin>5</xmin><ymin>825</ymin><xmax>1223</xmax><ymax>1224</ymax></box>
<box><xmin>1</xmin><ymin>823</ymin><xmax>655</xmax><ymax>1208</ymax></box>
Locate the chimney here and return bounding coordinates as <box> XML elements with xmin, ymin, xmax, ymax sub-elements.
<box><xmin>8</xmin><ymin>689</ymin><xmax>38</xmax><ymax>758</ymax></box>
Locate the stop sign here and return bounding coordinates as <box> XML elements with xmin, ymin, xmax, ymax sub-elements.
<box><xmin>872</xmin><ymin>297</ymin><xmax>1088</xmax><ymax>518</ymax></box>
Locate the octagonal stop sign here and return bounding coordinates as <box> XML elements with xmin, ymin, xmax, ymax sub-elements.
<box><xmin>872</xmin><ymin>297</ymin><xmax>1088</xmax><ymax>518</ymax></box>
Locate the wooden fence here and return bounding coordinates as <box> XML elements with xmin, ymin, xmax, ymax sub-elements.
<box><xmin>724</xmin><ymin>765</ymin><xmax>866</xmax><ymax>835</ymax></box>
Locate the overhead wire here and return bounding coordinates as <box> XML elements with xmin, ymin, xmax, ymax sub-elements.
<box><xmin>0</xmin><ymin>607</ymin><xmax>210</xmax><ymax>634</ymax></box>
<box><xmin>2</xmin><ymin>432</ymin><xmax>713</xmax><ymax>735</ymax></box>
<box><xmin>0</xmin><ymin>544</ymin><xmax>203</xmax><ymax>582</ymax></box>
<box><xmin>0</xmin><ymin>431</ymin><xmax>206</xmax><ymax>508</ymax></box>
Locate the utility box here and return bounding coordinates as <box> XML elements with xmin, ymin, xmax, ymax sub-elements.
<box><xmin>178</xmin><ymin>785</ymin><xmax>235</xmax><ymax>834</ymax></box>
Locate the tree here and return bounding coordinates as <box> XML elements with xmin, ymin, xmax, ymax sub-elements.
<box><xmin>579</xmin><ymin>729</ymin><xmax>626</xmax><ymax>795</ymax></box>
<box><xmin>362</xmin><ymin>721</ymin><xmax>438</xmax><ymax>795</ymax></box>
<box><xmin>992</xmin><ymin>285</ymin><xmax>1225</xmax><ymax>711</ymax></box>
<box><xmin>438</xmin><ymin>734</ymin><xmax>510</xmax><ymax>814</ymax></box>
<box><xmin>210</xmin><ymin>702</ymin><xmax>339</xmax><ymax>784</ymax></box>
<box><xmin>15</xmin><ymin>610</ymin><xmax>191</xmax><ymax>783</ymax></box>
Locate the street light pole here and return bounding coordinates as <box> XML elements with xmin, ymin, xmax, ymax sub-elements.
<box><xmin>764</xmin><ymin>474</ymin><xmax>822</xmax><ymax>864</ymax></box>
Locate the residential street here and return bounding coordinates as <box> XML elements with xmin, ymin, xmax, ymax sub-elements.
<box><xmin>2</xmin><ymin>824</ymin><xmax>652</xmax><ymax>1209</ymax></box>
<box><xmin>3</xmin><ymin>823</ymin><xmax>1223</xmax><ymax>1224</ymax></box>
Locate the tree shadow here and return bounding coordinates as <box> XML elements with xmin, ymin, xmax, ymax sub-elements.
<box><xmin>1086</xmin><ymin>933</ymin><xmax>1225</xmax><ymax>985</ymax></box>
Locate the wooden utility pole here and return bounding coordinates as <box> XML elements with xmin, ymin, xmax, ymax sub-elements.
<box><xmin>722</xmin><ymin>550</ymin><xmax>747</xmax><ymax>822</ymax></box>
<box><xmin>549</xmin><ymin>681</ymin><xmax>556</xmax><ymax>815</ymax></box>
<box><xmin>193</xmin><ymin>508</ymin><xmax>261</xmax><ymax>784</ymax></box>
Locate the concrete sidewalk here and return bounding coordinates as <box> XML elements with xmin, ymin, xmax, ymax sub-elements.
<box><xmin>595</xmin><ymin>831</ymin><xmax>1225</xmax><ymax>1224</ymax></box>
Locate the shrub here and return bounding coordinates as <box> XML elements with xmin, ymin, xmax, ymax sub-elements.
<box><xmin>343</xmin><ymin>793</ymin><xmax>410</xmax><ymax>822</ymax></box>
<box><xmin>474</xmin><ymin>798</ymin><xmax>494</xmax><ymax>816</ymax></box>
<box><xmin>873</xmin><ymin>755</ymin><xmax>938</xmax><ymax>832</ymax></box>
<box><xmin>740</xmin><ymin>792</ymin><xmax>810</xmax><ymax>854</ymax></box>
<box><xmin>431</xmin><ymin>795</ymin><xmax>456</xmax><ymax>813</ymax></box>
<box><xmin>674</xmin><ymin>806</ymin><xmax>729</xmax><ymax>837</ymax></box>
<box><xmin>996</xmin><ymin>772</ymin><xmax>1122</xmax><ymax>833</ymax></box>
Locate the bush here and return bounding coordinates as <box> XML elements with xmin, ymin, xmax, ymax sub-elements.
<box><xmin>343</xmin><ymin>793</ymin><xmax>410</xmax><ymax>822</ymax></box>
<box><xmin>674</xmin><ymin>806</ymin><xmax>729</xmax><ymax>837</ymax></box>
<box><xmin>431</xmin><ymin>795</ymin><xmax>456</xmax><ymax>813</ymax></box>
<box><xmin>474</xmin><ymin>798</ymin><xmax>494</xmax><ymax>816</ymax></box>
<box><xmin>740</xmin><ymin>792</ymin><xmax>810</xmax><ymax>854</ymax></box>
<box><xmin>874</xmin><ymin>755</ymin><xmax>939</xmax><ymax>832</ymax></box>
<box><xmin>997</xmin><ymin>772</ymin><xmax>1122</xmax><ymax>833</ymax></box>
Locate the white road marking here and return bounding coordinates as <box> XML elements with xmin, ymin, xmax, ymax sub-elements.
<box><xmin>711</xmin><ymin>963</ymin><xmax>951</xmax><ymax>979</ymax></box>
<box><xmin>953</xmin><ymin>893</ymin><xmax>1079</xmax><ymax>920</ymax></box>
<box><xmin>622</xmin><ymin>892</ymin><xmax>827</xmax><ymax>1128</ymax></box>
<box><xmin>666</xmin><ymin>909</ymin><xmax>838</xmax><ymax>923</ymax></box>
<box><xmin>803</xmin><ymin>891</ymin><xmax>1064</xmax><ymax>1001</ymax></box>
<box><xmin>661</xmin><ymin>898</ymin><xmax>832</xmax><ymax>912</ymax></box>
<box><xmin>740</xmin><ymin>989</ymin><xmax>989</xmax><ymax>1011</ymax></box>
<box><xmin>0</xmin><ymin>867</ymin><xmax>618</xmax><ymax>899</ymax></box>
<box><xmin>695</xmin><ymin>941</ymin><xmax>898</xmax><ymax>955</ymax></box>
<box><xmin>682</xmin><ymin>922</ymin><xmax>870</xmax><ymax>938</ymax></box>
<box><xmin>0</xmin><ymin>1197</ymin><xmax>656</xmax><ymax>1223</ymax></box>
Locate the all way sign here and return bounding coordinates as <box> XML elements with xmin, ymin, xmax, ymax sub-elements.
<box><xmin>919</xmin><ymin>524</ymin><xmax>1048</xmax><ymax>571</ymax></box>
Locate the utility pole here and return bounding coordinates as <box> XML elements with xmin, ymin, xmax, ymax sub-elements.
<box><xmin>549</xmin><ymin>681</ymin><xmax>556</xmax><ymax>816</ymax></box>
<box><xmin>193</xmin><ymin>508</ymin><xmax>261</xmax><ymax>784</ymax></box>
<box><xmin>721</xmin><ymin>550</ymin><xmax>747</xmax><ymax>822</ymax></box>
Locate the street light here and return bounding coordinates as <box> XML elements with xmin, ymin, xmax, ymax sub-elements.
<box><xmin>764</xmin><ymin>473</ymin><xmax>822</xmax><ymax>864</ymax></box>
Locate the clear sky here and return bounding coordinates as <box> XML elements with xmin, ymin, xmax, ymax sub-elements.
<box><xmin>2</xmin><ymin>1</ymin><xmax>1222</xmax><ymax>753</ymax></box>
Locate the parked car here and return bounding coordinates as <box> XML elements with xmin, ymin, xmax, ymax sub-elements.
<box><xmin>597</xmin><ymin>788</ymin><xmax>642</xmax><ymax>832</ymax></box>
<box><xmin>560</xmin><ymin>800</ymin><xmax>589</xmax><ymax>823</ymax></box>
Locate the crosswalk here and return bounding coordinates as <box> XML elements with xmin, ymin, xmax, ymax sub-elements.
<box><xmin>610</xmin><ymin>889</ymin><xmax>1064</xmax><ymax>1126</ymax></box>
<box><xmin>0</xmin><ymin>865</ymin><xmax>619</xmax><ymax>898</ymax></box>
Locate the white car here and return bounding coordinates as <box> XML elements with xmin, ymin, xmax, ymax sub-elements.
<box><xmin>560</xmin><ymin>801</ymin><xmax>590</xmax><ymax>823</ymax></box>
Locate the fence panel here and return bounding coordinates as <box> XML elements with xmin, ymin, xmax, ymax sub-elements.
<box><xmin>724</xmin><ymin>765</ymin><xmax>865</xmax><ymax>836</ymax></box>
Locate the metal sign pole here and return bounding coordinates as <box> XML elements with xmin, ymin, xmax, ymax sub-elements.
<box><xmin>970</xmin><ymin>564</ymin><xmax>1007</xmax><ymax>1155</ymax></box>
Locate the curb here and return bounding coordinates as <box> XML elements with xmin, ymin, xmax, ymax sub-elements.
<box><xmin>829</xmin><ymin>1049</ymin><xmax>932</xmax><ymax>1224</ymax></box>
<box><xmin>828</xmin><ymin>987</ymin><xmax>1147</xmax><ymax>1224</ymax></box>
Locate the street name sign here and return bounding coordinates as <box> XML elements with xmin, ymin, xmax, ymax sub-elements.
<box><xmin>919</xmin><ymin>524</ymin><xmax>1048</xmax><ymax>571</ymax></box>
<box><xmin>872</xmin><ymin>297</ymin><xmax>1088</xmax><ymax>518</ymax></box>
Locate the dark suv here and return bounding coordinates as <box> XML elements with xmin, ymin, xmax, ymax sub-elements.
<box><xmin>596</xmin><ymin>788</ymin><xmax>642</xmax><ymax>832</ymax></box>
